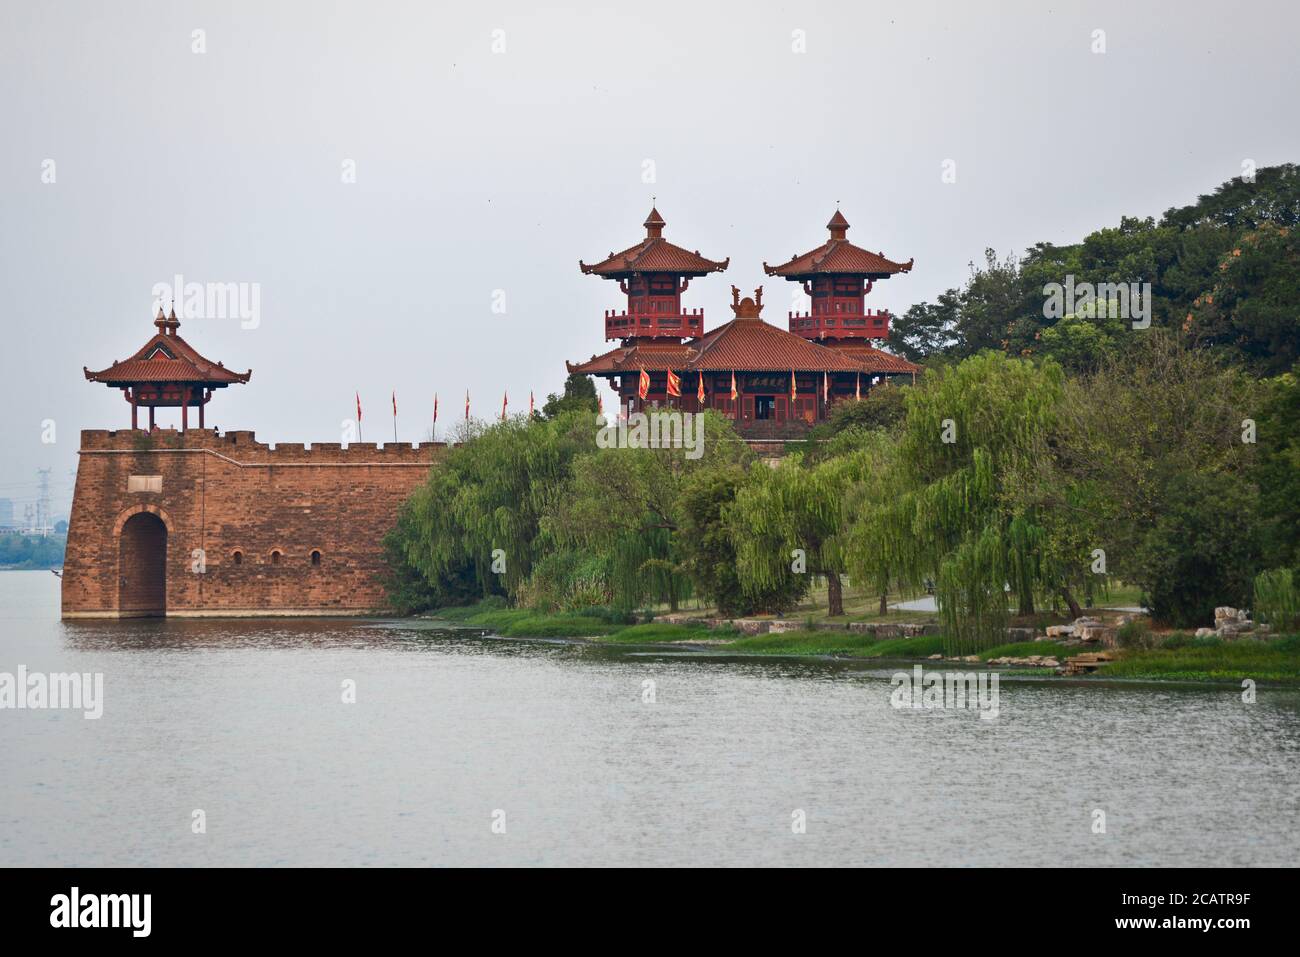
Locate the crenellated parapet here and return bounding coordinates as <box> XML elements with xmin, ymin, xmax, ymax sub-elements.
<box><xmin>77</xmin><ymin>429</ymin><xmax>444</xmax><ymax>465</ymax></box>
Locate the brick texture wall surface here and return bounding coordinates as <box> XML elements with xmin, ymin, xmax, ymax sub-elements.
<box><xmin>62</xmin><ymin>429</ymin><xmax>442</xmax><ymax>617</ymax></box>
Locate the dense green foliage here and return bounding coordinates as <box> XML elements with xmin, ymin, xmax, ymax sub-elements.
<box><xmin>1254</xmin><ymin>568</ymin><xmax>1300</xmax><ymax>631</ymax></box>
<box><xmin>727</xmin><ymin>452</ymin><xmax>867</xmax><ymax>616</ymax></box>
<box><xmin>904</xmin><ymin>165</ymin><xmax>1300</xmax><ymax>376</ymax></box>
<box><xmin>540</xmin><ymin>373</ymin><xmax>600</xmax><ymax>418</ymax></box>
<box><xmin>675</xmin><ymin>467</ymin><xmax>804</xmax><ymax>615</ymax></box>
<box><xmin>388</xmin><ymin>169</ymin><xmax>1299</xmax><ymax>646</ymax></box>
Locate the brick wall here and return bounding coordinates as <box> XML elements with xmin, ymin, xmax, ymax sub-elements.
<box><xmin>62</xmin><ymin>429</ymin><xmax>442</xmax><ymax>618</ymax></box>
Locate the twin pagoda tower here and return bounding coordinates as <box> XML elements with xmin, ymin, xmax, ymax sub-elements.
<box><xmin>567</xmin><ymin>206</ymin><xmax>920</xmax><ymax>433</ymax></box>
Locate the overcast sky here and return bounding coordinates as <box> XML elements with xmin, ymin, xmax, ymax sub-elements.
<box><xmin>2</xmin><ymin>0</ymin><xmax>1298</xmax><ymax>517</ymax></box>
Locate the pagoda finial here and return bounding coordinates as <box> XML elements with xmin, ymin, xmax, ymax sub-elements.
<box><xmin>729</xmin><ymin>285</ymin><xmax>764</xmax><ymax>320</ymax></box>
<box><xmin>644</xmin><ymin>203</ymin><xmax>665</xmax><ymax>239</ymax></box>
<box><xmin>827</xmin><ymin>208</ymin><xmax>850</xmax><ymax>241</ymax></box>
<box><xmin>154</xmin><ymin>306</ymin><xmax>167</xmax><ymax>332</ymax></box>
<box><xmin>164</xmin><ymin>300</ymin><xmax>180</xmax><ymax>335</ymax></box>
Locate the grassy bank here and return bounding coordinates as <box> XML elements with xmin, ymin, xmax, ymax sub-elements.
<box><xmin>1103</xmin><ymin>635</ymin><xmax>1300</xmax><ymax>682</ymax></box>
<box><xmin>433</xmin><ymin>604</ymin><xmax>623</xmax><ymax>637</ymax></box>
<box><xmin>426</xmin><ymin>600</ymin><xmax>1300</xmax><ymax>684</ymax></box>
<box><xmin>429</xmin><ymin>602</ymin><xmax>728</xmax><ymax>641</ymax></box>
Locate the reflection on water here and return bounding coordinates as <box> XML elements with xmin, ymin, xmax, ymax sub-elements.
<box><xmin>3</xmin><ymin>572</ymin><xmax>1299</xmax><ymax>867</ymax></box>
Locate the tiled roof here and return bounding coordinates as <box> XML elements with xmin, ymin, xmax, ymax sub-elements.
<box><xmin>567</xmin><ymin>314</ymin><xmax>915</xmax><ymax>375</ymax></box>
<box><xmin>566</xmin><ymin>342</ymin><xmax>697</xmax><ymax>374</ymax></box>
<box><xmin>764</xmin><ymin>210</ymin><xmax>913</xmax><ymax>278</ymax></box>
<box><xmin>580</xmin><ymin>206</ymin><xmax>728</xmax><ymax>277</ymax></box>
<box><xmin>85</xmin><ymin>311</ymin><xmax>251</xmax><ymax>386</ymax></box>
<box><xmin>831</xmin><ymin>343</ymin><xmax>922</xmax><ymax>374</ymax></box>
<box><xmin>690</xmin><ymin>317</ymin><xmax>869</xmax><ymax>372</ymax></box>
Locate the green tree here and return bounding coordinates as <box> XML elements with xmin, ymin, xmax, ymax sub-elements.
<box><xmin>541</xmin><ymin>374</ymin><xmax>600</xmax><ymax>418</ymax></box>
<box><xmin>1161</xmin><ymin>163</ymin><xmax>1300</xmax><ymax>231</ymax></box>
<box><xmin>726</xmin><ymin>453</ymin><xmax>865</xmax><ymax>616</ymax></box>
<box><xmin>676</xmin><ymin>466</ymin><xmax>803</xmax><ymax>615</ymax></box>
<box><xmin>1185</xmin><ymin>223</ymin><xmax>1300</xmax><ymax>375</ymax></box>
<box><xmin>846</xmin><ymin>352</ymin><xmax>1066</xmax><ymax>652</ymax></box>
<box><xmin>804</xmin><ymin>384</ymin><xmax>909</xmax><ymax>463</ymax></box>
<box><xmin>951</xmin><ymin>249</ymin><xmax>1029</xmax><ymax>357</ymax></box>
<box><xmin>1135</xmin><ymin>472</ymin><xmax>1261</xmax><ymax>628</ymax></box>
<box><xmin>389</xmin><ymin>410</ymin><xmax>595</xmax><ymax>606</ymax></box>
<box><xmin>541</xmin><ymin>410</ymin><xmax>751</xmax><ymax>611</ymax></box>
<box><xmin>1253</xmin><ymin>366</ymin><xmax>1300</xmax><ymax>573</ymax></box>
<box><xmin>1026</xmin><ymin>333</ymin><xmax>1263</xmax><ymax>624</ymax></box>
<box><xmin>892</xmin><ymin>290</ymin><xmax>959</xmax><ymax>360</ymax></box>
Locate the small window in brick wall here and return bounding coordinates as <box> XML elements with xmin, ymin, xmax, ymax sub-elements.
<box><xmin>232</xmin><ymin>551</ymin><xmax>243</xmax><ymax>566</ymax></box>
<box><xmin>310</xmin><ymin>550</ymin><xmax>321</xmax><ymax>566</ymax></box>
<box><xmin>270</xmin><ymin>550</ymin><xmax>282</xmax><ymax>565</ymax></box>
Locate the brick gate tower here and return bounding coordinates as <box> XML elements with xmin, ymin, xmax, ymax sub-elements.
<box><xmin>63</xmin><ymin>311</ymin><xmax>440</xmax><ymax>618</ymax></box>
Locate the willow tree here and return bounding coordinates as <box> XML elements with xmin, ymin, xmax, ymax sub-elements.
<box><xmin>839</xmin><ymin>431</ymin><xmax>904</xmax><ymax>616</ymax></box>
<box><xmin>392</xmin><ymin>410</ymin><xmax>594</xmax><ymax>604</ymax></box>
<box><xmin>540</xmin><ymin>409</ymin><xmax>752</xmax><ymax>611</ymax></box>
<box><xmin>676</xmin><ymin>466</ymin><xmax>802</xmax><ymax>616</ymax></box>
<box><xmin>726</xmin><ymin>451</ymin><xmax>871</xmax><ymax>617</ymax></box>
<box><xmin>846</xmin><ymin>352</ymin><xmax>1066</xmax><ymax>654</ymax></box>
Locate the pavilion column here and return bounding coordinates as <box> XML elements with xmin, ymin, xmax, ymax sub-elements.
<box><xmin>86</xmin><ymin>311</ymin><xmax>249</xmax><ymax>435</ymax></box>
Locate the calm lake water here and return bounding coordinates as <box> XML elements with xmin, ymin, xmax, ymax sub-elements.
<box><xmin>2</xmin><ymin>570</ymin><xmax>1297</xmax><ymax>867</ymax></box>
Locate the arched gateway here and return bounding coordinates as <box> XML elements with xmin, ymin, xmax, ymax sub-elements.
<box><xmin>118</xmin><ymin>511</ymin><xmax>167</xmax><ymax>616</ymax></box>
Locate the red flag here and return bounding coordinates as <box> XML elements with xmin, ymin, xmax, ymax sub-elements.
<box><xmin>355</xmin><ymin>392</ymin><xmax>362</xmax><ymax>422</ymax></box>
<box><xmin>638</xmin><ymin>366</ymin><xmax>650</xmax><ymax>400</ymax></box>
<box><xmin>666</xmin><ymin>369</ymin><xmax>681</xmax><ymax>398</ymax></box>
<box><xmin>465</xmin><ymin>389</ymin><xmax>470</xmax><ymax>421</ymax></box>
<box><xmin>730</xmin><ymin>370</ymin><xmax>738</xmax><ymax>401</ymax></box>
<box><xmin>529</xmin><ymin>390</ymin><xmax>535</xmax><ymax>416</ymax></box>
<box><xmin>790</xmin><ymin>370</ymin><xmax>797</xmax><ymax>403</ymax></box>
<box><xmin>697</xmin><ymin>372</ymin><xmax>705</xmax><ymax>405</ymax></box>
<box><xmin>501</xmin><ymin>390</ymin><xmax>508</xmax><ymax>421</ymax></box>
<box><xmin>433</xmin><ymin>393</ymin><xmax>439</xmax><ymax>424</ymax></box>
<box><xmin>392</xmin><ymin>390</ymin><xmax>397</xmax><ymax>416</ymax></box>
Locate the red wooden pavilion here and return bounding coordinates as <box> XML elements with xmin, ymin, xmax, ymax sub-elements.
<box><xmin>84</xmin><ymin>308</ymin><xmax>251</xmax><ymax>431</ymax></box>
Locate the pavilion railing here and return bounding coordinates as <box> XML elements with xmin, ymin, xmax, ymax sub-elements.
<box><xmin>605</xmin><ymin>309</ymin><xmax>705</xmax><ymax>340</ymax></box>
<box><xmin>788</xmin><ymin>309</ymin><xmax>891</xmax><ymax>339</ymax></box>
